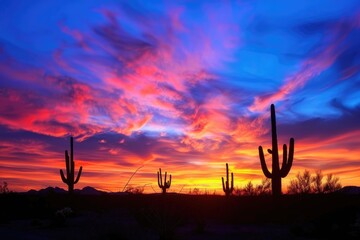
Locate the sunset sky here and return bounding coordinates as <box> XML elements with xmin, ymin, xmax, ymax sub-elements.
<box><xmin>1</xmin><ymin>0</ymin><xmax>360</xmax><ymax>193</ymax></box>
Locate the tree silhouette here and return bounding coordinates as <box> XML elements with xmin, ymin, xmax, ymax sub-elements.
<box><xmin>288</xmin><ymin>170</ymin><xmax>311</xmax><ymax>194</ymax></box>
<box><xmin>323</xmin><ymin>173</ymin><xmax>341</xmax><ymax>193</ymax></box>
<box><xmin>60</xmin><ymin>137</ymin><xmax>83</xmax><ymax>194</ymax></box>
<box><xmin>311</xmin><ymin>170</ymin><xmax>323</xmax><ymax>193</ymax></box>
<box><xmin>0</xmin><ymin>181</ymin><xmax>9</xmax><ymax>194</ymax></box>
<box><xmin>287</xmin><ymin>170</ymin><xmax>342</xmax><ymax>194</ymax></box>
<box><xmin>242</xmin><ymin>181</ymin><xmax>255</xmax><ymax>196</ymax></box>
<box><xmin>255</xmin><ymin>178</ymin><xmax>271</xmax><ymax>195</ymax></box>
<box><xmin>258</xmin><ymin>104</ymin><xmax>295</xmax><ymax>196</ymax></box>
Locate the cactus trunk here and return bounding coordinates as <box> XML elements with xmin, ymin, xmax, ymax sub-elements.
<box><xmin>272</xmin><ymin>175</ymin><xmax>281</xmax><ymax>196</ymax></box>
<box><xmin>258</xmin><ymin>104</ymin><xmax>294</xmax><ymax>196</ymax></box>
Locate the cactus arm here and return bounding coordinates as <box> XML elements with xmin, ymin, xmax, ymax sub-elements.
<box><xmin>74</xmin><ymin>166</ymin><xmax>82</xmax><ymax>184</ymax></box>
<box><xmin>168</xmin><ymin>174</ymin><xmax>172</xmax><ymax>187</ymax></box>
<box><xmin>230</xmin><ymin>172</ymin><xmax>234</xmax><ymax>191</ymax></box>
<box><xmin>281</xmin><ymin>138</ymin><xmax>294</xmax><ymax>177</ymax></box>
<box><xmin>281</xmin><ymin>143</ymin><xmax>288</xmax><ymax>171</ymax></box>
<box><xmin>225</xmin><ymin>163</ymin><xmax>229</xmax><ymax>190</ymax></box>
<box><xmin>159</xmin><ymin>168</ymin><xmax>163</xmax><ymax>186</ymax></box>
<box><xmin>288</xmin><ymin>138</ymin><xmax>294</xmax><ymax>167</ymax></box>
<box><xmin>157</xmin><ymin>171</ymin><xmax>162</xmax><ymax>188</ymax></box>
<box><xmin>70</xmin><ymin>137</ymin><xmax>74</xmax><ymax>165</ymax></box>
<box><xmin>221</xmin><ymin>177</ymin><xmax>225</xmax><ymax>192</ymax></box>
<box><xmin>259</xmin><ymin>146</ymin><xmax>272</xmax><ymax>178</ymax></box>
<box><xmin>60</xmin><ymin>169</ymin><xmax>68</xmax><ymax>184</ymax></box>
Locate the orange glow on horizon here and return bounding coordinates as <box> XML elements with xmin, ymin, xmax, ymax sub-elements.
<box><xmin>1</xmin><ymin>132</ymin><xmax>360</xmax><ymax>194</ymax></box>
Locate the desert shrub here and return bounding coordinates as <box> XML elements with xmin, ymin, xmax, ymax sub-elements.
<box><xmin>188</xmin><ymin>188</ymin><xmax>201</xmax><ymax>195</ymax></box>
<box><xmin>288</xmin><ymin>170</ymin><xmax>312</xmax><ymax>194</ymax></box>
<box><xmin>242</xmin><ymin>181</ymin><xmax>256</xmax><ymax>196</ymax></box>
<box><xmin>125</xmin><ymin>186</ymin><xmax>144</xmax><ymax>194</ymax></box>
<box><xmin>54</xmin><ymin>207</ymin><xmax>73</xmax><ymax>226</ymax></box>
<box><xmin>141</xmin><ymin>207</ymin><xmax>183</xmax><ymax>239</ymax></box>
<box><xmin>0</xmin><ymin>181</ymin><xmax>9</xmax><ymax>194</ymax></box>
<box><xmin>233</xmin><ymin>187</ymin><xmax>242</xmax><ymax>196</ymax></box>
<box><xmin>323</xmin><ymin>174</ymin><xmax>341</xmax><ymax>193</ymax></box>
<box><xmin>311</xmin><ymin>170</ymin><xmax>323</xmax><ymax>193</ymax></box>
<box><xmin>234</xmin><ymin>178</ymin><xmax>271</xmax><ymax>196</ymax></box>
<box><xmin>287</xmin><ymin>170</ymin><xmax>341</xmax><ymax>194</ymax></box>
<box><xmin>255</xmin><ymin>178</ymin><xmax>271</xmax><ymax>195</ymax></box>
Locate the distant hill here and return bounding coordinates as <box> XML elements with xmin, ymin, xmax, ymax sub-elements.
<box><xmin>24</xmin><ymin>186</ymin><xmax>360</xmax><ymax>195</ymax></box>
<box><xmin>74</xmin><ymin>186</ymin><xmax>107</xmax><ymax>195</ymax></box>
<box><xmin>336</xmin><ymin>186</ymin><xmax>360</xmax><ymax>195</ymax></box>
<box><xmin>27</xmin><ymin>186</ymin><xmax>107</xmax><ymax>195</ymax></box>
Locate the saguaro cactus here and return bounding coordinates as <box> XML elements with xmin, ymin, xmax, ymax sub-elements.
<box><xmin>222</xmin><ymin>163</ymin><xmax>234</xmax><ymax>196</ymax></box>
<box><xmin>60</xmin><ymin>137</ymin><xmax>83</xmax><ymax>194</ymax></box>
<box><xmin>157</xmin><ymin>168</ymin><xmax>171</xmax><ymax>194</ymax></box>
<box><xmin>258</xmin><ymin>104</ymin><xmax>295</xmax><ymax>196</ymax></box>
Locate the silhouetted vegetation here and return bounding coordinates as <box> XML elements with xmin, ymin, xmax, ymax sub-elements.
<box><xmin>288</xmin><ymin>169</ymin><xmax>342</xmax><ymax>194</ymax></box>
<box><xmin>242</xmin><ymin>181</ymin><xmax>256</xmax><ymax>196</ymax></box>
<box><xmin>258</xmin><ymin>104</ymin><xmax>295</xmax><ymax>196</ymax></box>
<box><xmin>312</xmin><ymin>170</ymin><xmax>323</xmax><ymax>193</ymax></box>
<box><xmin>236</xmin><ymin>178</ymin><xmax>271</xmax><ymax>196</ymax></box>
<box><xmin>157</xmin><ymin>168</ymin><xmax>172</xmax><ymax>194</ymax></box>
<box><xmin>0</xmin><ymin>181</ymin><xmax>9</xmax><ymax>194</ymax></box>
<box><xmin>287</xmin><ymin>169</ymin><xmax>312</xmax><ymax>194</ymax></box>
<box><xmin>59</xmin><ymin>137</ymin><xmax>83</xmax><ymax>194</ymax></box>
<box><xmin>187</xmin><ymin>188</ymin><xmax>216</xmax><ymax>195</ymax></box>
<box><xmin>323</xmin><ymin>173</ymin><xmax>342</xmax><ymax>193</ymax></box>
<box><xmin>234</xmin><ymin>178</ymin><xmax>271</xmax><ymax>196</ymax></box>
<box><xmin>221</xmin><ymin>163</ymin><xmax>234</xmax><ymax>197</ymax></box>
<box><xmin>124</xmin><ymin>185</ymin><xmax>145</xmax><ymax>194</ymax></box>
<box><xmin>255</xmin><ymin>178</ymin><xmax>272</xmax><ymax>195</ymax></box>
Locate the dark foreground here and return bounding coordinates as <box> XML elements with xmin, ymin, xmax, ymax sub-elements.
<box><xmin>0</xmin><ymin>192</ymin><xmax>359</xmax><ymax>239</ymax></box>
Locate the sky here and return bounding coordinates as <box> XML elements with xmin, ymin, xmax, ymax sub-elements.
<box><xmin>0</xmin><ymin>0</ymin><xmax>360</xmax><ymax>193</ymax></box>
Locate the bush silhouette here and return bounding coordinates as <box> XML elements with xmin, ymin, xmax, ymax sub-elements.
<box><xmin>288</xmin><ymin>170</ymin><xmax>312</xmax><ymax>194</ymax></box>
<box><xmin>287</xmin><ymin>169</ymin><xmax>342</xmax><ymax>194</ymax></box>
<box><xmin>0</xmin><ymin>181</ymin><xmax>9</xmax><ymax>194</ymax></box>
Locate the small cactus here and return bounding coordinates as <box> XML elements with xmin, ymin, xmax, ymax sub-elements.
<box><xmin>60</xmin><ymin>137</ymin><xmax>83</xmax><ymax>194</ymax></box>
<box><xmin>157</xmin><ymin>168</ymin><xmax>171</xmax><ymax>194</ymax></box>
<box><xmin>258</xmin><ymin>104</ymin><xmax>295</xmax><ymax>196</ymax></box>
<box><xmin>222</xmin><ymin>163</ymin><xmax>234</xmax><ymax>196</ymax></box>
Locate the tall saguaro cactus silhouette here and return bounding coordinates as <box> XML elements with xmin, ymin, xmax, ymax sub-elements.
<box><xmin>157</xmin><ymin>168</ymin><xmax>171</xmax><ymax>194</ymax></box>
<box><xmin>222</xmin><ymin>163</ymin><xmax>234</xmax><ymax>196</ymax></box>
<box><xmin>60</xmin><ymin>137</ymin><xmax>83</xmax><ymax>194</ymax></box>
<box><xmin>258</xmin><ymin>104</ymin><xmax>295</xmax><ymax>196</ymax></box>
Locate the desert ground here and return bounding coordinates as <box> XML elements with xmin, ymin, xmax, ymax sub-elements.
<box><xmin>1</xmin><ymin>190</ymin><xmax>360</xmax><ymax>240</ymax></box>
